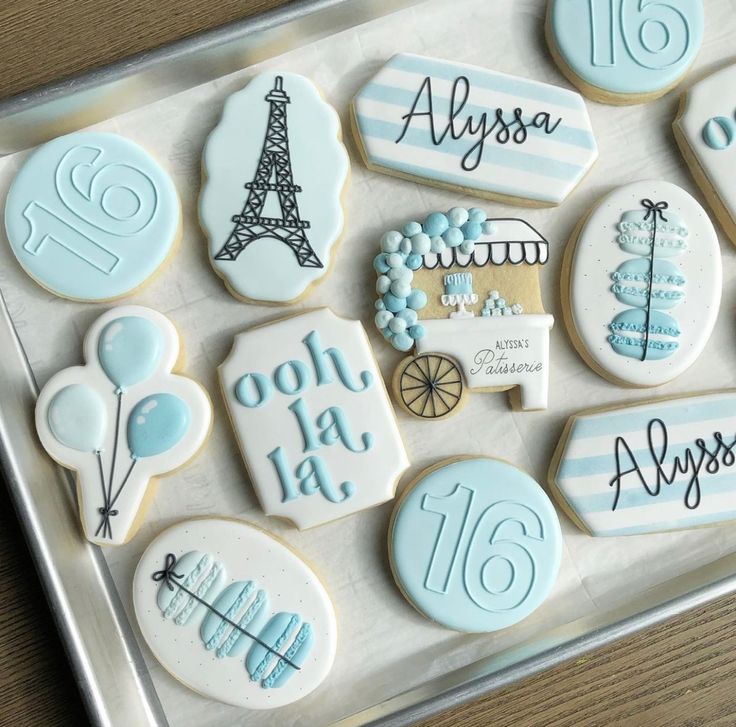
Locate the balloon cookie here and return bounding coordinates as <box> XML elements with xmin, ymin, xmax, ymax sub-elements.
<box><xmin>562</xmin><ymin>180</ymin><xmax>721</xmax><ymax>388</ymax></box>
<box><xmin>674</xmin><ymin>62</ymin><xmax>736</xmax><ymax>247</ymax></box>
<box><xmin>389</xmin><ymin>458</ymin><xmax>562</xmax><ymax>632</ymax></box>
<box><xmin>35</xmin><ymin>306</ymin><xmax>212</xmax><ymax>546</ymax></box>
<box><xmin>351</xmin><ymin>53</ymin><xmax>598</xmax><ymax>207</ymax></box>
<box><xmin>373</xmin><ymin>207</ymin><xmax>554</xmax><ymax>416</ymax></box>
<box><xmin>550</xmin><ymin>392</ymin><xmax>736</xmax><ymax>536</ymax></box>
<box><xmin>219</xmin><ymin>308</ymin><xmax>409</xmax><ymax>530</ymax></box>
<box><xmin>546</xmin><ymin>0</ymin><xmax>704</xmax><ymax>105</ymax></box>
<box><xmin>133</xmin><ymin>517</ymin><xmax>337</xmax><ymax>709</ymax></box>
<box><xmin>200</xmin><ymin>72</ymin><xmax>349</xmax><ymax>304</ymax></box>
<box><xmin>4</xmin><ymin>131</ymin><xmax>180</xmax><ymax>301</ymax></box>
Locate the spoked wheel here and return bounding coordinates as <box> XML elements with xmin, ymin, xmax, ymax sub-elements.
<box><xmin>393</xmin><ymin>353</ymin><xmax>465</xmax><ymax>420</ymax></box>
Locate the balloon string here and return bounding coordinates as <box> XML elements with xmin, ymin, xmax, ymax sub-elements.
<box><xmin>95</xmin><ymin>450</ymin><xmax>110</xmax><ymax>538</ymax></box>
<box><xmin>96</xmin><ymin>457</ymin><xmax>135</xmax><ymax>539</ymax></box>
<box><xmin>96</xmin><ymin>389</ymin><xmax>123</xmax><ymax>540</ymax></box>
<box><xmin>108</xmin><ymin>458</ymin><xmax>137</xmax><ymax>512</ymax></box>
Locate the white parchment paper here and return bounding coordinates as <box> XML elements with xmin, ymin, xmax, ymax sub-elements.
<box><xmin>3</xmin><ymin>0</ymin><xmax>736</xmax><ymax>724</ymax></box>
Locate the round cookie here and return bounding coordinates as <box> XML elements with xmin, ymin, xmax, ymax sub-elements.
<box><xmin>4</xmin><ymin>131</ymin><xmax>180</xmax><ymax>301</ymax></box>
<box><xmin>200</xmin><ymin>72</ymin><xmax>349</xmax><ymax>304</ymax></box>
<box><xmin>546</xmin><ymin>0</ymin><xmax>704</xmax><ymax>105</ymax></box>
<box><xmin>389</xmin><ymin>458</ymin><xmax>562</xmax><ymax>632</ymax></box>
<box><xmin>562</xmin><ymin>180</ymin><xmax>721</xmax><ymax>387</ymax></box>
<box><xmin>133</xmin><ymin>517</ymin><xmax>337</xmax><ymax>709</ymax></box>
<box><xmin>35</xmin><ymin>306</ymin><xmax>212</xmax><ymax>546</ymax></box>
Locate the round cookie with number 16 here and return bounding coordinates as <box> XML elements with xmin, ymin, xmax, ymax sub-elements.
<box><xmin>546</xmin><ymin>0</ymin><xmax>704</xmax><ymax>105</ymax></box>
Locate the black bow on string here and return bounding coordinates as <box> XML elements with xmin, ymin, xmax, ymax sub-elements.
<box><xmin>152</xmin><ymin>552</ymin><xmax>184</xmax><ymax>591</ymax></box>
<box><xmin>641</xmin><ymin>198</ymin><xmax>669</xmax><ymax>223</ymax></box>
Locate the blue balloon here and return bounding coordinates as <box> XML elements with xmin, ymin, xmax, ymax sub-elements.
<box><xmin>47</xmin><ymin>384</ymin><xmax>107</xmax><ymax>452</ymax></box>
<box><xmin>98</xmin><ymin>316</ymin><xmax>162</xmax><ymax>390</ymax></box>
<box><xmin>127</xmin><ymin>393</ymin><xmax>190</xmax><ymax>458</ymax></box>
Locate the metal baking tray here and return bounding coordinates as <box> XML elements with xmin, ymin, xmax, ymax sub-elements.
<box><xmin>3</xmin><ymin>1</ymin><xmax>736</xmax><ymax>726</ymax></box>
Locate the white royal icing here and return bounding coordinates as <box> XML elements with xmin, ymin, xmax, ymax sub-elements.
<box><xmin>218</xmin><ymin>308</ymin><xmax>409</xmax><ymax>529</ymax></box>
<box><xmin>200</xmin><ymin>72</ymin><xmax>349</xmax><ymax>303</ymax></box>
<box><xmin>567</xmin><ymin>180</ymin><xmax>721</xmax><ymax>387</ymax></box>
<box><xmin>133</xmin><ymin>517</ymin><xmax>337</xmax><ymax>709</ymax></box>
<box><xmin>35</xmin><ymin>306</ymin><xmax>212</xmax><ymax>546</ymax></box>
<box><xmin>352</xmin><ymin>53</ymin><xmax>598</xmax><ymax>206</ymax></box>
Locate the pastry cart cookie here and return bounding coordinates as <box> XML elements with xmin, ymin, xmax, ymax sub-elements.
<box><xmin>562</xmin><ymin>180</ymin><xmax>721</xmax><ymax>388</ymax></box>
<box><xmin>674</xmin><ymin>62</ymin><xmax>736</xmax><ymax>247</ymax></box>
<box><xmin>546</xmin><ymin>0</ymin><xmax>704</xmax><ymax>105</ymax></box>
<box><xmin>200</xmin><ymin>72</ymin><xmax>349</xmax><ymax>304</ymax></box>
<box><xmin>218</xmin><ymin>308</ymin><xmax>409</xmax><ymax>529</ymax></box>
<box><xmin>389</xmin><ymin>458</ymin><xmax>562</xmax><ymax>632</ymax></box>
<box><xmin>550</xmin><ymin>392</ymin><xmax>736</xmax><ymax>536</ymax></box>
<box><xmin>373</xmin><ymin>207</ymin><xmax>554</xmax><ymax>417</ymax></box>
<box><xmin>35</xmin><ymin>306</ymin><xmax>212</xmax><ymax>545</ymax></box>
<box><xmin>351</xmin><ymin>53</ymin><xmax>598</xmax><ymax>208</ymax></box>
<box><xmin>4</xmin><ymin>131</ymin><xmax>180</xmax><ymax>301</ymax></box>
<box><xmin>133</xmin><ymin>517</ymin><xmax>337</xmax><ymax>708</ymax></box>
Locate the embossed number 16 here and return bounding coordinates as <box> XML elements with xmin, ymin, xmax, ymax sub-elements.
<box><xmin>421</xmin><ymin>485</ymin><xmax>544</xmax><ymax>612</ymax></box>
<box><xmin>588</xmin><ymin>0</ymin><xmax>691</xmax><ymax>70</ymax></box>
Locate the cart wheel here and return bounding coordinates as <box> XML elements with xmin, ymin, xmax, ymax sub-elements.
<box><xmin>394</xmin><ymin>353</ymin><xmax>465</xmax><ymax>420</ymax></box>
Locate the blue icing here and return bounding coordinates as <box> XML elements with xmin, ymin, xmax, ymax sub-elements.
<box><xmin>4</xmin><ymin>131</ymin><xmax>179</xmax><ymax>301</ymax></box>
<box><xmin>703</xmin><ymin>117</ymin><xmax>736</xmax><ymax>150</ymax></box>
<box><xmin>390</xmin><ymin>458</ymin><xmax>561</xmax><ymax>632</ymax></box>
<box><xmin>127</xmin><ymin>393</ymin><xmax>190</xmax><ymax>458</ymax></box>
<box><xmin>608</xmin><ymin>308</ymin><xmax>680</xmax><ymax>360</ymax></box>
<box><xmin>47</xmin><ymin>384</ymin><xmax>107</xmax><ymax>452</ymax></box>
<box><xmin>611</xmin><ymin>257</ymin><xmax>685</xmax><ymax>310</ymax></box>
<box><xmin>98</xmin><ymin>315</ymin><xmax>163</xmax><ymax>391</ymax></box>
<box><xmin>549</xmin><ymin>0</ymin><xmax>704</xmax><ymax>96</ymax></box>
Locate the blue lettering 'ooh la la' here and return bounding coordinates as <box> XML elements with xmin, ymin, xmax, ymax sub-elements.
<box><xmin>235</xmin><ymin>329</ymin><xmax>375</xmax><ymax>504</ymax></box>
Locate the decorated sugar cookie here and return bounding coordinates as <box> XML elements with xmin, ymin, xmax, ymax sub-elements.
<box><xmin>218</xmin><ymin>308</ymin><xmax>409</xmax><ymax>529</ymax></box>
<box><xmin>351</xmin><ymin>53</ymin><xmax>598</xmax><ymax>207</ymax></box>
<box><xmin>563</xmin><ymin>181</ymin><xmax>721</xmax><ymax>388</ymax></box>
<box><xmin>389</xmin><ymin>458</ymin><xmax>562</xmax><ymax>632</ymax></box>
<box><xmin>4</xmin><ymin>132</ymin><xmax>180</xmax><ymax>301</ymax></box>
<box><xmin>674</xmin><ymin>62</ymin><xmax>736</xmax><ymax>247</ymax></box>
<box><xmin>133</xmin><ymin>517</ymin><xmax>336</xmax><ymax>708</ymax></box>
<box><xmin>35</xmin><ymin>307</ymin><xmax>212</xmax><ymax>545</ymax></box>
<box><xmin>200</xmin><ymin>72</ymin><xmax>349</xmax><ymax>304</ymax></box>
<box><xmin>546</xmin><ymin>0</ymin><xmax>704</xmax><ymax>105</ymax></box>
<box><xmin>551</xmin><ymin>392</ymin><xmax>736</xmax><ymax>536</ymax></box>
<box><xmin>373</xmin><ymin>208</ymin><xmax>554</xmax><ymax>417</ymax></box>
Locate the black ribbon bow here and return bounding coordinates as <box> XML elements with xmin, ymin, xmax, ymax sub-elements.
<box><xmin>152</xmin><ymin>553</ymin><xmax>184</xmax><ymax>591</ymax></box>
<box><xmin>641</xmin><ymin>198</ymin><xmax>669</xmax><ymax>223</ymax></box>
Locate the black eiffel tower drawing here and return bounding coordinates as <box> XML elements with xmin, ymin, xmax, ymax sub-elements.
<box><xmin>214</xmin><ymin>76</ymin><xmax>322</xmax><ymax>268</ymax></box>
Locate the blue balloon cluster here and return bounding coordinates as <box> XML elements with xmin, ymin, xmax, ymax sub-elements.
<box><xmin>373</xmin><ymin>207</ymin><xmax>495</xmax><ymax>351</ymax></box>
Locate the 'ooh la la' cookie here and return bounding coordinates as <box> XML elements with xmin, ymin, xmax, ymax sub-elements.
<box><xmin>351</xmin><ymin>53</ymin><xmax>598</xmax><ymax>207</ymax></box>
<box><xmin>4</xmin><ymin>131</ymin><xmax>180</xmax><ymax>301</ymax></box>
<box><xmin>546</xmin><ymin>0</ymin><xmax>704</xmax><ymax>105</ymax></box>
<box><xmin>219</xmin><ymin>308</ymin><xmax>409</xmax><ymax>529</ymax></box>
<box><xmin>550</xmin><ymin>392</ymin><xmax>736</xmax><ymax>536</ymax></box>
<box><xmin>389</xmin><ymin>458</ymin><xmax>562</xmax><ymax>632</ymax></box>
<box><xmin>373</xmin><ymin>207</ymin><xmax>554</xmax><ymax>417</ymax></box>
<box><xmin>562</xmin><ymin>180</ymin><xmax>721</xmax><ymax>388</ymax></box>
<box><xmin>133</xmin><ymin>518</ymin><xmax>337</xmax><ymax>708</ymax></box>
<box><xmin>674</xmin><ymin>62</ymin><xmax>736</xmax><ymax>247</ymax></box>
<box><xmin>200</xmin><ymin>72</ymin><xmax>349</xmax><ymax>304</ymax></box>
<box><xmin>35</xmin><ymin>306</ymin><xmax>212</xmax><ymax>546</ymax></box>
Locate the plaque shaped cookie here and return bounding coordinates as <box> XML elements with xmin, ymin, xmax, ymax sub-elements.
<box><xmin>133</xmin><ymin>517</ymin><xmax>337</xmax><ymax>708</ymax></box>
<box><xmin>373</xmin><ymin>207</ymin><xmax>554</xmax><ymax>417</ymax></box>
<box><xmin>35</xmin><ymin>306</ymin><xmax>212</xmax><ymax>545</ymax></box>
<box><xmin>563</xmin><ymin>180</ymin><xmax>721</xmax><ymax>388</ymax></box>
<box><xmin>4</xmin><ymin>131</ymin><xmax>180</xmax><ymax>301</ymax></box>
<box><xmin>200</xmin><ymin>72</ymin><xmax>349</xmax><ymax>304</ymax></box>
<box><xmin>550</xmin><ymin>392</ymin><xmax>736</xmax><ymax>536</ymax></box>
<box><xmin>674</xmin><ymin>62</ymin><xmax>736</xmax><ymax>247</ymax></box>
<box><xmin>351</xmin><ymin>53</ymin><xmax>598</xmax><ymax>207</ymax></box>
<box><xmin>546</xmin><ymin>0</ymin><xmax>704</xmax><ymax>105</ymax></box>
<box><xmin>219</xmin><ymin>308</ymin><xmax>409</xmax><ymax>529</ymax></box>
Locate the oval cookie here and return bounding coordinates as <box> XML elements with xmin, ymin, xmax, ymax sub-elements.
<box><xmin>4</xmin><ymin>132</ymin><xmax>180</xmax><ymax>301</ymax></box>
<box><xmin>200</xmin><ymin>72</ymin><xmax>349</xmax><ymax>304</ymax></box>
<box><xmin>546</xmin><ymin>0</ymin><xmax>704</xmax><ymax>105</ymax></box>
<box><xmin>563</xmin><ymin>180</ymin><xmax>721</xmax><ymax>387</ymax></box>
<box><xmin>389</xmin><ymin>458</ymin><xmax>562</xmax><ymax>632</ymax></box>
<box><xmin>133</xmin><ymin>518</ymin><xmax>337</xmax><ymax>708</ymax></box>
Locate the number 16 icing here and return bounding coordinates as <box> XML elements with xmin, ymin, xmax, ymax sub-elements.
<box><xmin>35</xmin><ymin>306</ymin><xmax>212</xmax><ymax>545</ymax></box>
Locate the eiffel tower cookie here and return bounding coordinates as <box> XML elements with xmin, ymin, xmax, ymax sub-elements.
<box><xmin>200</xmin><ymin>73</ymin><xmax>349</xmax><ymax>304</ymax></box>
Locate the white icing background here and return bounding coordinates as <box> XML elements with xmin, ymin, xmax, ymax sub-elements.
<box><xmin>2</xmin><ymin>0</ymin><xmax>736</xmax><ymax>723</ymax></box>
